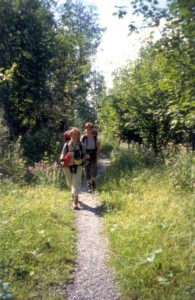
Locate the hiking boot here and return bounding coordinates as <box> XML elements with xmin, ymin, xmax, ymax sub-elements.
<box><xmin>87</xmin><ymin>183</ymin><xmax>92</xmax><ymax>193</ymax></box>
<box><xmin>73</xmin><ymin>196</ymin><xmax>79</xmax><ymax>209</ymax></box>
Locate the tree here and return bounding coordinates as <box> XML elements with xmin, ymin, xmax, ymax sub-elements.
<box><xmin>105</xmin><ymin>0</ymin><xmax>195</xmax><ymax>151</ymax></box>
<box><xmin>56</xmin><ymin>0</ymin><xmax>104</xmax><ymax>127</ymax></box>
<box><xmin>0</xmin><ymin>0</ymin><xmax>104</xmax><ymax>161</ymax></box>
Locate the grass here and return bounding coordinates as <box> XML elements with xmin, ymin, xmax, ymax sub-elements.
<box><xmin>0</xmin><ymin>141</ymin><xmax>194</xmax><ymax>299</ymax></box>
<box><xmin>0</xmin><ymin>180</ymin><xmax>75</xmax><ymax>299</ymax></box>
<box><xmin>98</xmin><ymin>145</ymin><xmax>195</xmax><ymax>300</ymax></box>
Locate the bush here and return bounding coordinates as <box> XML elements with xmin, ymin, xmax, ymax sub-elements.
<box><xmin>100</xmin><ymin>143</ymin><xmax>193</xmax><ymax>192</ymax></box>
<box><xmin>99</xmin><ymin>133</ymin><xmax>115</xmax><ymax>157</ymax></box>
<box><xmin>162</xmin><ymin>144</ymin><xmax>194</xmax><ymax>190</ymax></box>
<box><xmin>0</xmin><ymin>135</ymin><xmax>26</xmax><ymax>185</ymax></box>
<box><xmin>27</xmin><ymin>155</ymin><xmax>66</xmax><ymax>189</ymax></box>
<box><xmin>111</xmin><ymin>143</ymin><xmax>157</xmax><ymax>168</ymax></box>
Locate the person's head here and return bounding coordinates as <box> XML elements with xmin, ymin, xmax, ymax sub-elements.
<box><xmin>70</xmin><ymin>127</ymin><xmax>80</xmax><ymax>141</ymax></box>
<box><xmin>85</xmin><ymin>122</ymin><xmax>93</xmax><ymax>135</ymax></box>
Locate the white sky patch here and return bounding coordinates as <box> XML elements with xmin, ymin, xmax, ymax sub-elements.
<box><xmin>84</xmin><ymin>0</ymin><xmax>142</xmax><ymax>88</ymax></box>
<box><xmin>58</xmin><ymin>0</ymin><xmax>167</xmax><ymax>88</ymax></box>
<box><xmin>84</xmin><ymin>0</ymin><xmax>166</xmax><ymax>88</ymax></box>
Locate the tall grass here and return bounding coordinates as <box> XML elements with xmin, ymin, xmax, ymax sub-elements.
<box><xmin>0</xmin><ymin>130</ymin><xmax>76</xmax><ymax>299</ymax></box>
<box><xmin>98</xmin><ymin>144</ymin><xmax>194</xmax><ymax>300</ymax></box>
<box><xmin>0</xmin><ymin>137</ymin><xmax>27</xmax><ymax>185</ymax></box>
<box><xmin>0</xmin><ymin>181</ymin><xmax>75</xmax><ymax>299</ymax></box>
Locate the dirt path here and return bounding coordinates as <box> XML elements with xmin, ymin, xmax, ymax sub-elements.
<box><xmin>66</xmin><ymin>156</ymin><xmax>120</xmax><ymax>300</ymax></box>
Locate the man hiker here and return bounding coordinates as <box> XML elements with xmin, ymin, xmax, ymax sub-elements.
<box><xmin>81</xmin><ymin>122</ymin><xmax>100</xmax><ymax>193</ymax></box>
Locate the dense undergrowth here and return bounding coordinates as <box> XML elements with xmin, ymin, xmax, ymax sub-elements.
<box><xmin>98</xmin><ymin>143</ymin><xmax>194</xmax><ymax>300</ymax></box>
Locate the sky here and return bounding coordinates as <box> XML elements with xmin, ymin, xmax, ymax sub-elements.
<box><xmin>84</xmin><ymin>0</ymin><xmax>143</xmax><ymax>87</ymax></box>
<box><xmin>58</xmin><ymin>0</ymin><xmax>167</xmax><ymax>88</ymax></box>
<box><xmin>83</xmin><ymin>0</ymin><xmax>167</xmax><ymax>88</ymax></box>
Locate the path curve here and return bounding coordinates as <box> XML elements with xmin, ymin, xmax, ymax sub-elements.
<box><xmin>66</xmin><ymin>156</ymin><xmax>120</xmax><ymax>300</ymax></box>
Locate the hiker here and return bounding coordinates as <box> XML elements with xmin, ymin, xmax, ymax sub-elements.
<box><xmin>60</xmin><ymin>127</ymin><xmax>87</xmax><ymax>209</ymax></box>
<box><xmin>81</xmin><ymin>122</ymin><xmax>100</xmax><ymax>193</ymax></box>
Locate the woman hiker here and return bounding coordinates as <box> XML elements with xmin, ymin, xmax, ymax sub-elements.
<box><xmin>60</xmin><ymin>127</ymin><xmax>87</xmax><ymax>209</ymax></box>
<box><xmin>81</xmin><ymin>122</ymin><xmax>100</xmax><ymax>193</ymax></box>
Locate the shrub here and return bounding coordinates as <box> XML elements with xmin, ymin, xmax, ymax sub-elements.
<box><xmin>103</xmin><ymin>143</ymin><xmax>194</xmax><ymax>191</ymax></box>
<box><xmin>99</xmin><ymin>133</ymin><xmax>114</xmax><ymax>157</ymax></box>
<box><xmin>27</xmin><ymin>158</ymin><xmax>66</xmax><ymax>189</ymax></box>
<box><xmin>0</xmin><ymin>135</ymin><xmax>26</xmax><ymax>185</ymax></box>
<box><xmin>162</xmin><ymin>144</ymin><xmax>194</xmax><ymax>190</ymax></box>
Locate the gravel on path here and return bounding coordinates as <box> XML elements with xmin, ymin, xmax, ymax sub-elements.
<box><xmin>66</xmin><ymin>157</ymin><xmax>120</xmax><ymax>300</ymax></box>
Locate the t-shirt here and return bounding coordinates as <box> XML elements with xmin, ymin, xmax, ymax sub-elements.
<box><xmin>81</xmin><ymin>135</ymin><xmax>99</xmax><ymax>150</ymax></box>
<box><xmin>61</xmin><ymin>141</ymin><xmax>85</xmax><ymax>166</ymax></box>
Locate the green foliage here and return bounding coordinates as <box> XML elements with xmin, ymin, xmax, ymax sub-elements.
<box><xmin>0</xmin><ymin>183</ymin><xmax>75</xmax><ymax>299</ymax></box>
<box><xmin>99</xmin><ymin>40</ymin><xmax>194</xmax><ymax>152</ymax></box>
<box><xmin>106</xmin><ymin>0</ymin><xmax>195</xmax><ymax>152</ymax></box>
<box><xmin>98</xmin><ymin>145</ymin><xmax>194</xmax><ymax>299</ymax></box>
<box><xmin>98</xmin><ymin>94</ymin><xmax>121</xmax><ymax>141</ymax></box>
<box><xmin>0</xmin><ymin>113</ymin><xmax>26</xmax><ymax>184</ymax></box>
<box><xmin>27</xmin><ymin>158</ymin><xmax>66</xmax><ymax>189</ymax></box>
<box><xmin>98</xmin><ymin>133</ymin><xmax>115</xmax><ymax>157</ymax></box>
<box><xmin>162</xmin><ymin>144</ymin><xmax>194</xmax><ymax>190</ymax></box>
<box><xmin>112</xmin><ymin>144</ymin><xmax>157</xmax><ymax>169</ymax></box>
<box><xmin>0</xmin><ymin>0</ymin><xmax>104</xmax><ymax>162</ymax></box>
<box><xmin>0</xmin><ymin>137</ymin><xmax>26</xmax><ymax>184</ymax></box>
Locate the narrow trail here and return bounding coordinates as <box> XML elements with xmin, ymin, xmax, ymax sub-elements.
<box><xmin>66</xmin><ymin>156</ymin><xmax>120</xmax><ymax>300</ymax></box>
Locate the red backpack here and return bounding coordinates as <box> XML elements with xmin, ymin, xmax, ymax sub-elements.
<box><xmin>64</xmin><ymin>130</ymin><xmax>71</xmax><ymax>142</ymax></box>
<box><xmin>91</xmin><ymin>129</ymin><xmax>98</xmax><ymax>136</ymax></box>
<box><xmin>64</xmin><ymin>130</ymin><xmax>80</xmax><ymax>142</ymax></box>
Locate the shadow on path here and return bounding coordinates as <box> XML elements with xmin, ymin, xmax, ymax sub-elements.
<box><xmin>78</xmin><ymin>200</ymin><xmax>102</xmax><ymax>216</ymax></box>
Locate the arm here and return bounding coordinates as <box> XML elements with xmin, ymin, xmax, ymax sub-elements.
<box><xmin>60</xmin><ymin>143</ymin><xmax>68</xmax><ymax>160</ymax></box>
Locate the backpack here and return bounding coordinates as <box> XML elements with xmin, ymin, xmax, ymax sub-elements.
<box><xmin>62</xmin><ymin>153</ymin><xmax>72</xmax><ymax>167</ymax></box>
<box><xmin>64</xmin><ymin>130</ymin><xmax>80</xmax><ymax>142</ymax></box>
<box><xmin>64</xmin><ymin>130</ymin><xmax>71</xmax><ymax>142</ymax></box>
<box><xmin>91</xmin><ymin>129</ymin><xmax>98</xmax><ymax>137</ymax></box>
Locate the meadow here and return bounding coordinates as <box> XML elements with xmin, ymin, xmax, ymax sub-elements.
<box><xmin>0</xmin><ymin>141</ymin><xmax>194</xmax><ymax>300</ymax></box>
<box><xmin>98</xmin><ymin>144</ymin><xmax>194</xmax><ymax>300</ymax></box>
<box><xmin>0</xmin><ymin>177</ymin><xmax>75</xmax><ymax>299</ymax></box>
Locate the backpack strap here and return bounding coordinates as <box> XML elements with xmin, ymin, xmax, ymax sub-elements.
<box><xmin>81</xmin><ymin>135</ymin><xmax>87</xmax><ymax>145</ymax></box>
<box><xmin>64</xmin><ymin>141</ymin><xmax>69</xmax><ymax>154</ymax></box>
<box><xmin>90</xmin><ymin>135</ymin><xmax>97</xmax><ymax>151</ymax></box>
<box><xmin>78</xmin><ymin>141</ymin><xmax>84</xmax><ymax>158</ymax></box>
<box><xmin>81</xmin><ymin>134</ymin><xmax>97</xmax><ymax>151</ymax></box>
<box><xmin>66</xmin><ymin>141</ymin><xmax>84</xmax><ymax>157</ymax></box>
